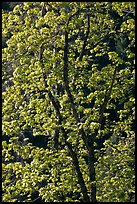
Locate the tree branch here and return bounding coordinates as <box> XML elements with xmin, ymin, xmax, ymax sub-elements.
<box><xmin>87</xmin><ymin>11</ymin><xmax>133</xmax><ymax>53</ymax></box>
<box><xmin>63</xmin><ymin>15</ymin><xmax>97</xmax><ymax>202</ymax></box>
<box><xmin>39</xmin><ymin>47</ymin><xmax>90</xmax><ymax>203</ymax></box>
<box><xmin>87</xmin><ymin>146</ymin><xmax>96</xmax><ymax>202</ymax></box>
<box><xmin>41</xmin><ymin>4</ymin><xmax>46</xmax><ymax>17</ymax></box>
<box><xmin>63</xmin><ymin>25</ymin><xmax>79</xmax><ymax>121</ymax></box>
<box><xmin>79</xmin><ymin>15</ymin><xmax>90</xmax><ymax>61</ymax></box>
<box><xmin>61</xmin><ymin>127</ymin><xmax>90</xmax><ymax>202</ymax></box>
<box><xmin>38</xmin><ymin>8</ymin><xmax>90</xmax><ymax>201</ymax></box>
<box><xmin>99</xmin><ymin>66</ymin><xmax>117</xmax><ymax>124</ymax></box>
<box><xmin>47</xmin><ymin>89</ymin><xmax>90</xmax><ymax>202</ymax></box>
<box><xmin>63</xmin><ymin>19</ymin><xmax>90</xmax><ymax>151</ymax></box>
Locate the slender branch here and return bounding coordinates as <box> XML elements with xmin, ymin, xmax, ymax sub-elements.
<box><xmin>41</xmin><ymin>5</ymin><xmax>46</xmax><ymax>17</ymax></box>
<box><xmin>40</xmin><ymin>52</ymin><xmax>90</xmax><ymax>204</ymax></box>
<box><xmin>63</xmin><ymin>15</ymin><xmax>97</xmax><ymax>202</ymax></box>
<box><xmin>63</xmin><ymin>15</ymin><xmax>93</xmax><ymax>151</ymax></box>
<box><xmin>63</xmin><ymin>26</ymin><xmax>79</xmax><ymax>121</ymax></box>
<box><xmin>38</xmin><ymin>43</ymin><xmax>44</xmax><ymax>62</ymax></box>
<box><xmin>99</xmin><ymin>66</ymin><xmax>117</xmax><ymax>124</ymax></box>
<box><xmin>87</xmin><ymin>11</ymin><xmax>133</xmax><ymax>53</ymax></box>
<box><xmin>63</xmin><ymin>20</ymin><xmax>90</xmax><ymax>151</ymax></box>
<box><xmin>38</xmin><ymin>8</ymin><xmax>90</xmax><ymax>201</ymax></box>
<box><xmin>61</xmin><ymin>126</ymin><xmax>90</xmax><ymax>202</ymax></box>
<box><xmin>89</xmin><ymin>30</ymin><xmax>112</xmax><ymax>52</ymax></box>
<box><xmin>85</xmin><ymin>53</ymin><xmax>117</xmax><ymax>203</ymax></box>
<box><xmin>66</xmin><ymin>10</ymin><xmax>80</xmax><ymax>26</ymax></box>
<box><xmin>47</xmin><ymin>90</ymin><xmax>90</xmax><ymax>202</ymax></box>
<box><xmin>32</xmin><ymin>196</ymin><xmax>42</xmax><ymax>202</ymax></box>
<box><xmin>79</xmin><ymin>15</ymin><xmax>90</xmax><ymax>61</ymax></box>
<box><xmin>63</xmin><ymin>11</ymin><xmax>81</xmax><ymax>122</ymax></box>
<box><xmin>88</xmin><ymin>146</ymin><xmax>96</xmax><ymax>202</ymax></box>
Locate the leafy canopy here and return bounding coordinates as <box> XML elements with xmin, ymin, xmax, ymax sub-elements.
<box><xmin>2</xmin><ymin>2</ymin><xmax>135</xmax><ymax>202</ymax></box>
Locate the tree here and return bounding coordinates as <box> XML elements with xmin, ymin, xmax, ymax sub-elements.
<box><xmin>2</xmin><ymin>2</ymin><xmax>135</xmax><ymax>202</ymax></box>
